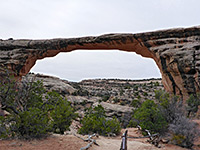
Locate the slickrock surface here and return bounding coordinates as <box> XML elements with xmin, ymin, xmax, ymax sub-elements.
<box><xmin>0</xmin><ymin>26</ymin><xmax>200</xmax><ymax>100</ymax></box>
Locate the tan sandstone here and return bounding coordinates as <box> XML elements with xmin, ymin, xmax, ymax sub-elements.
<box><xmin>0</xmin><ymin>26</ymin><xmax>200</xmax><ymax>100</ymax></box>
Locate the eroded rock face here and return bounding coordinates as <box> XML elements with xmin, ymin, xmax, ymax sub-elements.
<box><xmin>0</xmin><ymin>26</ymin><xmax>200</xmax><ymax>100</ymax></box>
<box><xmin>24</xmin><ymin>73</ymin><xmax>76</xmax><ymax>95</ymax></box>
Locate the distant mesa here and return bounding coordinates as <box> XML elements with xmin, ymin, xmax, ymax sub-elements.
<box><xmin>0</xmin><ymin>25</ymin><xmax>200</xmax><ymax>100</ymax></box>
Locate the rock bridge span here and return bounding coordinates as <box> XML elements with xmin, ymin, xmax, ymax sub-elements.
<box><xmin>0</xmin><ymin>26</ymin><xmax>200</xmax><ymax>100</ymax></box>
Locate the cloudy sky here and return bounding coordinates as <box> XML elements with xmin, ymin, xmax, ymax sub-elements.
<box><xmin>1</xmin><ymin>0</ymin><xmax>200</xmax><ymax>81</ymax></box>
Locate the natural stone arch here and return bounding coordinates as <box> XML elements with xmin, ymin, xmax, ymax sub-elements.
<box><xmin>0</xmin><ymin>26</ymin><xmax>200</xmax><ymax>100</ymax></box>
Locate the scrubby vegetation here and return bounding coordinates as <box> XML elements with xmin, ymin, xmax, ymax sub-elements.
<box><xmin>0</xmin><ymin>67</ymin><xmax>199</xmax><ymax>149</ymax></box>
<box><xmin>78</xmin><ymin>105</ymin><xmax>121</xmax><ymax>136</ymax></box>
<box><xmin>186</xmin><ymin>94</ymin><xmax>200</xmax><ymax>117</ymax></box>
<box><xmin>133</xmin><ymin>99</ymin><xmax>167</xmax><ymax>134</ymax></box>
<box><xmin>0</xmin><ymin>67</ymin><xmax>77</xmax><ymax>139</ymax></box>
<box><xmin>128</xmin><ymin>90</ymin><xmax>200</xmax><ymax>148</ymax></box>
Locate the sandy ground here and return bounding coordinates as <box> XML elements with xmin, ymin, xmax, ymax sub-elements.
<box><xmin>0</xmin><ymin>120</ymin><xmax>200</xmax><ymax>150</ymax></box>
<box><xmin>1</xmin><ymin>128</ymin><xmax>199</xmax><ymax>150</ymax></box>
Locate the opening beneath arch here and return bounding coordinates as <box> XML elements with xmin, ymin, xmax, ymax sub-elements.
<box><xmin>30</xmin><ymin>50</ymin><xmax>161</xmax><ymax>82</ymax></box>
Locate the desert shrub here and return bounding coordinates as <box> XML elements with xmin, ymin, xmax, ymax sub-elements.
<box><xmin>155</xmin><ymin>90</ymin><xmax>170</xmax><ymax>108</ymax></box>
<box><xmin>155</xmin><ymin>90</ymin><xmax>185</xmax><ymax>124</ymax></box>
<box><xmin>130</xmin><ymin>99</ymin><xmax>141</xmax><ymax>108</ymax></box>
<box><xmin>102</xmin><ymin>95</ymin><xmax>110</xmax><ymax>102</ymax></box>
<box><xmin>72</xmin><ymin>89</ymin><xmax>89</xmax><ymax>96</ymax></box>
<box><xmin>159</xmin><ymin>96</ymin><xmax>184</xmax><ymax>124</ymax></box>
<box><xmin>13</xmin><ymin>107</ymin><xmax>50</xmax><ymax>139</ymax></box>
<box><xmin>120</xmin><ymin>88</ymin><xmax>124</xmax><ymax>96</ymax></box>
<box><xmin>0</xmin><ymin>68</ymin><xmax>76</xmax><ymax>139</ymax></box>
<box><xmin>169</xmin><ymin>116</ymin><xmax>200</xmax><ymax>148</ymax></box>
<box><xmin>112</xmin><ymin>97</ymin><xmax>120</xmax><ymax>103</ymax></box>
<box><xmin>0</xmin><ymin>116</ymin><xmax>12</xmax><ymax>139</ymax></box>
<box><xmin>143</xmin><ymin>92</ymin><xmax>148</xmax><ymax>97</ymax></box>
<box><xmin>154</xmin><ymin>82</ymin><xmax>159</xmax><ymax>86</ymax></box>
<box><xmin>120</xmin><ymin>101</ymin><xmax>126</xmax><ymax>106</ymax></box>
<box><xmin>155</xmin><ymin>90</ymin><xmax>200</xmax><ymax>148</ymax></box>
<box><xmin>78</xmin><ymin>105</ymin><xmax>121</xmax><ymax>136</ymax></box>
<box><xmin>129</xmin><ymin>90</ymin><xmax>200</xmax><ymax>148</ymax></box>
<box><xmin>133</xmin><ymin>100</ymin><xmax>167</xmax><ymax>134</ymax></box>
<box><xmin>186</xmin><ymin>94</ymin><xmax>200</xmax><ymax>117</ymax></box>
<box><xmin>127</xmin><ymin>119</ymin><xmax>138</xmax><ymax>128</ymax></box>
<box><xmin>47</xmin><ymin>91</ymin><xmax>77</xmax><ymax>134</ymax></box>
<box><xmin>0</xmin><ymin>76</ymin><xmax>51</xmax><ymax>139</ymax></box>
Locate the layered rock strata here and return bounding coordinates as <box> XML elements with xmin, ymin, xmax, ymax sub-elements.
<box><xmin>0</xmin><ymin>26</ymin><xmax>200</xmax><ymax>100</ymax></box>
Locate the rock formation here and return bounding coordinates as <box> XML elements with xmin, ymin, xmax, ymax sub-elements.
<box><xmin>0</xmin><ymin>26</ymin><xmax>200</xmax><ymax>100</ymax></box>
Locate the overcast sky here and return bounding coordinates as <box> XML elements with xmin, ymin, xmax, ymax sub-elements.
<box><xmin>1</xmin><ymin>0</ymin><xmax>200</xmax><ymax>81</ymax></box>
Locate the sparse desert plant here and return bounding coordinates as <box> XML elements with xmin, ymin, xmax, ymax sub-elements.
<box><xmin>0</xmin><ymin>116</ymin><xmax>11</xmax><ymax>139</ymax></box>
<box><xmin>120</xmin><ymin>88</ymin><xmax>124</xmax><ymax>96</ymax></box>
<box><xmin>0</xmin><ymin>73</ymin><xmax>50</xmax><ymax>139</ymax></box>
<box><xmin>127</xmin><ymin>119</ymin><xmax>138</xmax><ymax>128</ymax></box>
<box><xmin>155</xmin><ymin>90</ymin><xmax>170</xmax><ymax>108</ymax></box>
<box><xmin>155</xmin><ymin>90</ymin><xmax>200</xmax><ymax>148</ymax></box>
<box><xmin>130</xmin><ymin>99</ymin><xmax>141</xmax><ymax>108</ymax></box>
<box><xmin>133</xmin><ymin>100</ymin><xmax>167</xmax><ymax>134</ymax></box>
<box><xmin>78</xmin><ymin>105</ymin><xmax>121</xmax><ymax>136</ymax></box>
<box><xmin>113</xmin><ymin>97</ymin><xmax>120</xmax><ymax>103</ymax></box>
<box><xmin>102</xmin><ymin>95</ymin><xmax>110</xmax><ymax>102</ymax></box>
<box><xmin>186</xmin><ymin>94</ymin><xmax>200</xmax><ymax>117</ymax></box>
<box><xmin>119</xmin><ymin>100</ymin><xmax>126</xmax><ymax>106</ymax></box>
<box><xmin>46</xmin><ymin>91</ymin><xmax>77</xmax><ymax>134</ymax></box>
<box><xmin>0</xmin><ymin>66</ymin><xmax>76</xmax><ymax>139</ymax></box>
<box><xmin>169</xmin><ymin>116</ymin><xmax>200</xmax><ymax>148</ymax></box>
<box><xmin>143</xmin><ymin>92</ymin><xmax>148</xmax><ymax>97</ymax></box>
<box><xmin>154</xmin><ymin>82</ymin><xmax>160</xmax><ymax>86</ymax></box>
<box><xmin>158</xmin><ymin>94</ymin><xmax>184</xmax><ymax>124</ymax></box>
<box><xmin>13</xmin><ymin>107</ymin><xmax>50</xmax><ymax>139</ymax></box>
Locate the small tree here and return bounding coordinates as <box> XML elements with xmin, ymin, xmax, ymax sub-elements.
<box><xmin>78</xmin><ymin>105</ymin><xmax>121</xmax><ymax>136</ymax></box>
<box><xmin>186</xmin><ymin>94</ymin><xmax>200</xmax><ymax>117</ymax></box>
<box><xmin>0</xmin><ymin>75</ymin><xmax>50</xmax><ymax>139</ymax></box>
<box><xmin>155</xmin><ymin>90</ymin><xmax>170</xmax><ymax>108</ymax></box>
<box><xmin>46</xmin><ymin>91</ymin><xmax>77</xmax><ymax>134</ymax></box>
<box><xmin>0</xmin><ymin>66</ymin><xmax>77</xmax><ymax>139</ymax></box>
<box><xmin>133</xmin><ymin>100</ymin><xmax>167</xmax><ymax>134</ymax></box>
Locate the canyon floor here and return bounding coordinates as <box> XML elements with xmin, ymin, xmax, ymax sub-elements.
<box><xmin>1</xmin><ymin>74</ymin><xmax>200</xmax><ymax>150</ymax></box>
<box><xmin>1</xmin><ymin>127</ymin><xmax>200</xmax><ymax>150</ymax></box>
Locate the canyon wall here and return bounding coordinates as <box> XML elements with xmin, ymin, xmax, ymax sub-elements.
<box><xmin>0</xmin><ymin>26</ymin><xmax>200</xmax><ymax>100</ymax></box>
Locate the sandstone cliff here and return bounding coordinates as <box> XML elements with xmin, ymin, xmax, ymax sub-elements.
<box><xmin>0</xmin><ymin>26</ymin><xmax>200</xmax><ymax>100</ymax></box>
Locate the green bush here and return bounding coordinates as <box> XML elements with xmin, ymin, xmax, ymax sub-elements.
<box><xmin>130</xmin><ymin>99</ymin><xmax>141</xmax><ymax>108</ymax></box>
<box><xmin>186</xmin><ymin>94</ymin><xmax>200</xmax><ymax>117</ymax></box>
<box><xmin>0</xmin><ymin>116</ymin><xmax>11</xmax><ymax>139</ymax></box>
<box><xmin>47</xmin><ymin>91</ymin><xmax>77</xmax><ymax>134</ymax></box>
<box><xmin>155</xmin><ymin>90</ymin><xmax>170</xmax><ymax>108</ymax></box>
<box><xmin>13</xmin><ymin>108</ymin><xmax>50</xmax><ymax>139</ymax></box>
<box><xmin>0</xmin><ymin>70</ymin><xmax>76</xmax><ymax>139</ymax></box>
<box><xmin>143</xmin><ymin>92</ymin><xmax>148</xmax><ymax>97</ymax></box>
<box><xmin>154</xmin><ymin>82</ymin><xmax>160</xmax><ymax>86</ymax></box>
<box><xmin>133</xmin><ymin>100</ymin><xmax>167</xmax><ymax>133</ymax></box>
<box><xmin>78</xmin><ymin>105</ymin><xmax>121</xmax><ymax>136</ymax></box>
<box><xmin>127</xmin><ymin>119</ymin><xmax>138</xmax><ymax>128</ymax></box>
<box><xmin>102</xmin><ymin>95</ymin><xmax>110</xmax><ymax>102</ymax></box>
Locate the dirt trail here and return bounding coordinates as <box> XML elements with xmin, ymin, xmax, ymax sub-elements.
<box><xmin>0</xmin><ymin>128</ymin><xmax>192</xmax><ymax>150</ymax></box>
